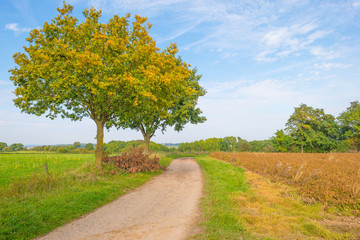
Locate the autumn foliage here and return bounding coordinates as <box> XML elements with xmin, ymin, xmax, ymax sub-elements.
<box><xmin>211</xmin><ymin>152</ymin><xmax>360</xmax><ymax>210</ymax></box>
<box><xmin>10</xmin><ymin>3</ymin><xmax>205</xmax><ymax>168</ymax></box>
<box><xmin>102</xmin><ymin>147</ymin><xmax>161</xmax><ymax>173</ymax></box>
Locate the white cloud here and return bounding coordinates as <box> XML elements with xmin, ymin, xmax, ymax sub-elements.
<box><xmin>306</xmin><ymin>30</ymin><xmax>330</xmax><ymax>44</ymax></box>
<box><xmin>89</xmin><ymin>0</ymin><xmax>186</xmax><ymax>16</ymax></box>
<box><xmin>83</xmin><ymin>1</ymin><xmax>278</xmax><ymax>56</ymax></box>
<box><xmin>0</xmin><ymin>80</ymin><xmax>11</xmax><ymax>85</ymax></box>
<box><xmin>257</xmin><ymin>23</ymin><xmax>332</xmax><ymax>61</ymax></box>
<box><xmin>353</xmin><ymin>1</ymin><xmax>360</xmax><ymax>7</ymax></box>
<box><xmin>261</xmin><ymin>22</ymin><xmax>317</xmax><ymax>48</ymax></box>
<box><xmin>205</xmin><ymin>78</ymin><xmax>300</xmax><ymax>104</ymax></box>
<box><xmin>195</xmin><ymin>78</ymin><xmax>307</xmax><ymax>140</ymax></box>
<box><xmin>255</xmin><ymin>50</ymin><xmax>276</xmax><ymax>62</ymax></box>
<box><xmin>158</xmin><ymin>18</ymin><xmax>204</xmax><ymax>43</ymax></box>
<box><xmin>5</xmin><ymin>23</ymin><xmax>32</xmax><ymax>34</ymax></box>
<box><xmin>262</xmin><ymin>27</ymin><xmax>289</xmax><ymax>47</ymax></box>
<box><xmin>0</xmin><ymin>87</ymin><xmax>14</xmax><ymax>107</ymax></box>
<box><xmin>85</xmin><ymin>0</ymin><xmax>353</xmax><ymax>63</ymax></box>
<box><xmin>314</xmin><ymin>62</ymin><xmax>352</xmax><ymax>69</ymax></box>
<box><xmin>195</xmin><ymin>74</ymin><xmax>360</xmax><ymax>141</ymax></box>
<box><xmin>80</xmin><ymin>0</ymin><xmax>359</xmax><ymax>66</ymax></box>
<box><xmin>310</xmin><ymin>46</ymin><xmax>339</xmax><ymax>59</ymax></box>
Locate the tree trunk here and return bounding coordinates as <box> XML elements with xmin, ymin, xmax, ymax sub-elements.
<box><xmin>355</xmin><ymin>141</ymin><xmax>358</xmax><ymax>152</ymax></box>
<box><xmin>301</xmin><ymin>145</ymin><xmax>304</xmax><ymax>153</ymax></box>
<box><xmin>95</xmin><ymin>119</ymin><xmax>105</xmax><ymax>168</ymax></box>
<box><xmin>143</xmin><ymin>133</ymin><xmax>151</xmax><ymax>154</ymax></box>
<box><xmin>138</xmin><ymin>124</ymin><xmax>153</xmax><ymax>154</ymax></box>
<box><xmin>354</xmin><ymin>137</ymin><xmax>359</xmax><ymax>152</ymax></box>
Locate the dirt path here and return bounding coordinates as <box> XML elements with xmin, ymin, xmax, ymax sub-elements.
<box><xmin>37</xmin><ymin>157</ymin><xmax>203</xmax><ymax>240</ymax></box>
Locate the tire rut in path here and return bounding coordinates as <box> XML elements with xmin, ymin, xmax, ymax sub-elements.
<box><xmin>37</xmin><ymin>157</ymin><xmax>203</xmax><ymax>240</ymax></box>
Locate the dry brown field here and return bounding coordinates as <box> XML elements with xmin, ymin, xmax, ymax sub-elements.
<box><xmin>211</xmin><ymin>152</ymin><xmax>360</xmax><ymax>212</ymax></box>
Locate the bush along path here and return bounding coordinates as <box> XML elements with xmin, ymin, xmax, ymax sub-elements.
<box><xmin>36</xmin><ymin>157</ymin><xmax>203</xmax><ymax>240</ymax></box>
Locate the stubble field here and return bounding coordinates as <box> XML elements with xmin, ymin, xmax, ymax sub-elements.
<box><xmin>211</xmin><ymin>152</ymin><xmax>360</xmax><ymax>212</ymax></box>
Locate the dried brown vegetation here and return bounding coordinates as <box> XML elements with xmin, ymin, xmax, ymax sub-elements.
<box><xmin>211</xmin><ymin>152</ymin><xmax>360</xmax><ymax>212</ymax></box>
<box><xmin>103</xmin><ymin>147</ymin><xmax>161</xmax><ymax>173</ymax></box>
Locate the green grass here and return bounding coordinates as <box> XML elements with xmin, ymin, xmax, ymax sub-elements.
<box><xmin>0</xmin><ymin>153</ymin><xmax>94</xmax><ymax>187</ymax></box>
<box><xmin>0</xmin><ymin>152</ymin><xmax>176</xmax><ymax>240</ymax></box>
<box><xmin>194</xmin><ymin>156</ymin><xmax>357</xmax><ymax>239</ymax></box>
<box><xmin>194</xmin><ymin>155</ymin><xmax>248</xmax><ymax>239</ymax></box>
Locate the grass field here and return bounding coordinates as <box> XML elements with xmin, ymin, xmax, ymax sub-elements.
<box><xmin>194</xmin><ymin>155</ymin><xmax>359</xmax><ymax>239</ymax></box>
<box><xmin>0</xmin><ymin>153</ymin><xmax>94</xmax><ymax>187</ymax></box>
<box><xmin>0</xmin><ymin>152</ymin><xmax>175</xmax><ymax>240</ymax></box>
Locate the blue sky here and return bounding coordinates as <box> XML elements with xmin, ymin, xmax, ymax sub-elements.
<box><xmin>1</xmin><ymin>0</ymin><xmax>360</xmax><ymax>145</ymax></box>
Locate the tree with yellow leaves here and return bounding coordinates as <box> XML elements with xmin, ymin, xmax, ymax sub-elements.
<box><xmin>108</xmin><ymin>51</ymin><xmax>207</xmax><ymax>153</ymax></box>
<box><xmin>10</xmin><ymin>2</ymin><xmax>187</xmax><ymax>167</ymax></box>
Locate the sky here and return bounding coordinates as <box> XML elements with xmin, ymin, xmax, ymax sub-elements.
<box><xmin>1</xmin><ymin>0</ymin><xmax>360</xmax><ymax>145</ymax></box>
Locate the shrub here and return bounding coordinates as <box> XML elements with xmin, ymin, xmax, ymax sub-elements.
<box><xmin>102</xmin><ymin>147</ymin><xmax>161</xmax><ymax>173</ymax></box>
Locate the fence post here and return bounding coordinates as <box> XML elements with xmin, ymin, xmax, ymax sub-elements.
<box><xmin>44</xmin><ymin>162</ymin><xmax>49</xmax><ymax>176</ymax></box>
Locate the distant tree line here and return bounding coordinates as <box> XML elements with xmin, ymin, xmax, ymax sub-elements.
<box><xmin>273</xmin><ymin>101</ymin><xmax>360</xmax><ymax>153</ymax></box>
<box><xmin>30</xmin><ymin>142</ymin><xmax>95</xmax><ymax>153</ymax></box>
<box><xmin>0</xmin><ymin>140</ymin><xmax>172</xmax><ymax>153</ymax></box>
<box><xmin>103</xmin><ymin>140</ymin><xmax>172</xmax><ymax>153</ymax></box>
<box><xmin>178</xmin><ymin>136</ymin><xmax>274</xmax><ymax>153</ymax></box>
<box><xmin>0</xmin><ymin>143</ymin><xmax>24</xmax><ymax>152</ymax></box>
<box><xmin>0</xmin><ymin>141</ymin><xmax>95</xmax><ymax>153</ymax></box>
<box><xmin>3</xmin><ymin>101</ymin><xmax>357</xmax><ymax>154</ymax></box>
<box><xmin>179</xmin><ymin>101</ymin><xmax>360</xmax><ymax>153</ymax></box>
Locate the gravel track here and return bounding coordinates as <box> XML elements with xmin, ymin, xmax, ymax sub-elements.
<box><xmin>36</xmin><ymin>157</ymin><xmax>203</xmax><ymax>240</ymax></box>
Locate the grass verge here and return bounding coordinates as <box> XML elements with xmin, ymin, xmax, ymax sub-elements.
<box><xmin>194</xmin><ymin>155</ymin><xmax>248</xmax><ymax>239</ymax></box>
<box><xmin>194</xmin><ymin>155</ymin><xmax>358</xmax><ymax>239</ymax></box>
<box><xmin>0</xmin><ymin>153</ymin><xmax>176</xmax><ymax>240</ymax></box>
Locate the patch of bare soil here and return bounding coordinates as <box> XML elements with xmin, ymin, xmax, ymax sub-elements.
<box><xmin>36</xmin><ymin>157</ymin><xmax>203</xmax><ymax>240</ymax></box>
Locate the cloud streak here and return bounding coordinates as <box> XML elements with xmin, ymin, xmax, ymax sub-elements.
<box><xmin>5</xmin><ymin>23</ymin><xmax>32</xmax><ymax>34</ymax></box>
<box><xmin>314</xmin><ymin>62</ymin><xmax>352</xmax><ymax>69</ymax></box>
<box><xmin>86</xmin><ymin>0</ymin><xmax>357</xmax><ymax>63</ymax></box>
<box><xmin>256</xmin><ymin>23</ymin><xmax>334</xmax><ymax>61</ymax></box>
<box><xmin>0</xmin><ymin>80</ymin><xmax>12</xmax><ymax>85</ymax></box>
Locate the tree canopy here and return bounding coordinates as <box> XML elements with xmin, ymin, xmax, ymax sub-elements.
<box><xmin>338</xmin><ymin>101</ymin><xmax>360</xmax><ymax>151</ymax></box>
<box><xmin>0</xmin><ymin>142</ymin><xmax>7</xmax><ymax>151</ymax></box>
<box><xmin>178</xmin><ymin>137</ymin><xmax>273</xmax><ymax>153</ymax></box>
<box><xmin>72</xmin><ymin>141</ymin><xmax>81</xmax><ymax>149</ymax></box>
<box><xmin>272</xmin><ymin>129</ymin><xmax>296</xmax><ymax>152</ymax></box>
<box><xmin>285</xmin><ymin>104</ymin><xmax>338</xmax><ymax>153</ymax></box>
<box><xmin>108</xmin><ymin>59</ymin><xmax>206</xmax><ymax>152</ymax></box>
<box><xmin>10</xmin><ymin>3</ymin><xmax>199</xmax><ymax>166</ymax></box>
<box><xmin>84</xmin><ymin>143</ymin><xmax>94</xmax><ymax>151</ymax></box>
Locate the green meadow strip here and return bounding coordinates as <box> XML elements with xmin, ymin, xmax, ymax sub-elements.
<box><xmin>194</xmin><ymin>155</ymin><xmax>248</xmax><ymax>240</ymax></box>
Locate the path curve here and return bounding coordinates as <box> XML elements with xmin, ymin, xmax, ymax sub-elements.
<box><xmin>37</xmin><ymin>157</ymin><xmax>203</xmax><ymax>240</ymax></box>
